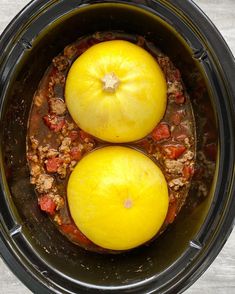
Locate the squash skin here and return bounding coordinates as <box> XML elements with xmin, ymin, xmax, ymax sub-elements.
<box><xmin>67</xmin><ymin>146</ymin><xmax>169</xmax><ymax>251</ymax></box>
<box><xmin>65</xmin><ymin>40</ymin><xmax>167</xmax><ymax>143</ymax></box>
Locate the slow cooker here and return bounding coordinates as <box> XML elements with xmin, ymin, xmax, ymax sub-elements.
<box><xmin>0</xmin><ymin>0</ymin><xmax>234</xmax><ymax>293</ymax></box>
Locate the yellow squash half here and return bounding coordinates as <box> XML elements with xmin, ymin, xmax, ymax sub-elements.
<box><xmin>65</xmin><ymin>40</ymin><xmax>167</xmax><ymax>143</ymax></box>
<box><xmin>67</xmin><ymin>146</ymin><xmax>169</xmax><ymax>251</ymax></box>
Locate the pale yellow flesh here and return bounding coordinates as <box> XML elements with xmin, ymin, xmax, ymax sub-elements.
<box><xmin>67</xmin><ymin>147</ymin><xmax>169</xmax><ymax>250</ymax></box>
<box><xmin>65</xmin><ymin>40</ymin><xmax>167</xmax><ymax>143</ymax></box>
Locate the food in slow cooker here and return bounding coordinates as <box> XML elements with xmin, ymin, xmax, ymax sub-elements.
<box><xmin>27</xmin><ymin>31</ymin><xmax>195</xmax><ymax>252</ymax></box>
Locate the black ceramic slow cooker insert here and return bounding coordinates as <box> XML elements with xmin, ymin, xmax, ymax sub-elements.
<box><xmin>0</xmin><ymin>1</ymin><xmax>234</xmax><ymax>293</ymax></box>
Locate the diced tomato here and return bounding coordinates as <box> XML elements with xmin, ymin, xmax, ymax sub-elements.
<box><xmin>204</xmin><ymin>143</ymin><xmax>217</xmax><ymax>161</ymax></box>
<box><xmin>38</xmin><ymin>195</ymin><xmax>56</xmax><ymax>215</ymax></box>
<box><xmin>43</xmin><ymin>114</ymin><xmax>65</xmax><ymax>132</ymax></box>
<box><xmin>45</xmin><ymin>157</ymin><xmax>63</xmax><ymax>173</ymax></box>
<box><xmin>61</xmin><ymin>224</ymin><xmax>92</xmax><ymax>246</ymax></box>
<box><xmin>70</xmin><ymin>147</ymin><xmax>82</xmax><ymax>161</ymax></box>
<box><xmin>182</xmin><ymin>165</ymin><xmax>194</xmax><ymax>180</ymax></box>
<box><xmin>163</xmin><ymin>144</ymin><xmax>186</xmax><ymax>159</ymax></box>
<box><xmin>152</xmin><ymin>123</ymin><xmax>171</xmax><ymax>141</ymax></box>
<box><xmin>165</xmin><ymin>201</ymin><xmax>177</xmax><ymax>224</ymax></box>
<box><xmin>174</xmin><ymin>92</ymin><xmax>185</xmax><ymax>104</ymax></box>
<box><xmin>68</xmin><ymin>130</ymin><xmax>79</xmax><ymax>141</ymax></box>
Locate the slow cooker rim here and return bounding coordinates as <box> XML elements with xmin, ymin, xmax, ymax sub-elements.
<box><xmin>0</xmin><ymin>1</ymin><xmax>234</xmax><ymax>294</ymax></box>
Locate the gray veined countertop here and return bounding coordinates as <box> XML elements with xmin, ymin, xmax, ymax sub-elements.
<box><xmin>0</xmin><ymin>0</ymin><xmax>234</xmax><ymax>293</ymax></box>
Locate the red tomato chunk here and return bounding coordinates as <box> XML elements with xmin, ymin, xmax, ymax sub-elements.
<box><xmin>163</xmin><ymin>144</ymin><xmax>186</xmax><ymax>159</ymax></box>
<box><xmin>38</xmin><ymin>195</ymin><xmax>56</xmax><ymax>215</ymax></box>
<box><xmin>152</xmin><ymin>123</ymin><xmax>171</xmax><ymax>141</ymax></box>
<box><xmin>165</xmin><ymin>201</ymin><xmax>177</xmax><ymax>224</ymax></box>
<box><xmin>174</xmin><ymin>92</ymin><xmax>185</xmax><ymax>104</ymax></box>
<box><xmin>182</xmin><ymin>165</ymin><xmax>194</xmax><ymax>180</ymax></box>
<box><xmin>70</xmin><ymin>147</ymin><xmax>82</xmax><ymax>161</ymax></box>
<box><xmin>61</xmin><ymin>224</ymin><xmax>92</xmax><ymax>246</ymax></box>
<box><xmin>43</xmin><ymin>114</ymin><xmax>65</xmax><ymax>132</ymax></box>
<box><xmin>45</xmin><ymin>157</ymin><xmax>63</xmax><ymax>173</ymax></box>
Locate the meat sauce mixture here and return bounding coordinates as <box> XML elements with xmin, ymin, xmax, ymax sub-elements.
<box><xmin>27</xmin><ymin>32</ymin><xmax>195</xmax><ymax>252</ymax></box>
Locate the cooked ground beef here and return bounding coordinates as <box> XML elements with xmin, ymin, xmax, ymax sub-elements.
<box><xmin>49</xmin><ymin>98</ymin><xmax>67</xmax><ymax>115</ymax></box>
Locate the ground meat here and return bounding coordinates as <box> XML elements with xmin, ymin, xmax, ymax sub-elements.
<box><xmin>164</xmin><ymin>159</ymin><xmax>183</xmax><ymax>175</ymax></box>
<box><xmin>53</xmin><ymin>194</ymin><xmax>65</xmax><ymax>210</ymax></box>
<box><xmin>47</xmin><ymin>148</ymin><xmax>59</xmax><ymax>158</ymax></box>
<box><xmin>30</xmin><ymin>163</ymin><xmax>41</xmax><ymax>178</ymax></box>
<box><xmin>198</xmin><ymin>182</ymin><xmax>208</xmax><ymax>197</ymax></box>
<box><xmin>49</xmin><ymin>98</ymin><xmax>67</xmax><ymax>115</ymax></box>
<box><xmin>83</xmin><ymin>142</ymin><xmax>95</xmax><ymax>152</ymax></box>
<box><xmin>184</xmin><ymin>137</ymin><xmax>191</xmax><ymax>148</ymax></box>
<box><xmin>64</xmin><ymin>44</ymin><xmax>78</xmax><ymax>59</ymax></box>
<box><xmin>167</xmin><ymin>81</ymin><xmax>183</xmax><ymax>95</ymax></box>
<box><xmin>60</xmin><ymin>153</ymin><xmax>72</xmax><ymax>164</ymax></box>
<box><xmin>168</xmin><ymin>178</ymin><xmax>185</xmax><ymax>191</ymax></box>
<box><xmin>34</xmin><ymin>92</ymin><xmax>44</xmax><ymax>107</ymax></box>
<box><xmin>69</xmin><ymin>160</ymin><xmax>77</xmax><ymax>170</ymax></box>
<box><xmin>35</xmin><ymin>174</ymin><xmax>54</xmax><ymax>193</ymax></box>
<box><xmin>52</xmin><ymin>55</ymin><xmax>69</xmax><ymax>71</ymax></box>
<box><xmin>57</xmin><ymin>162</ymin><xmax>68</xmax><ymax>178</ymax></box>
<box><xmin>59</xmin><ymin>137</ymin><xmax>72</xmax><ymax>153</ymax></box>
<box><xmin>38</xmin><ymin>145</ymin><xmax>50</xmax><ymax>160</ymax></box>
<box><xmin>54</xmin><ymin>214</ymin><xmax>62</xmax><ymax>225</ymax></box>
<box><xmin>30</xmin><ymin>136</ymin><xmax>39</xmax><ymax>150</ymax></box>
<box><xmin>179</xmin><ymin>150</ymin><xmax>194</xmax><ymax>163</ymax></box>
<box><xmin>67</xmin><ymin>122</ymin><xmax>75</xmax><ymax>131</ymax></box>
<box><xmin>27</xmin><ymin>153</ymin><xmax>39</xmax><ymax>163</ymax></box>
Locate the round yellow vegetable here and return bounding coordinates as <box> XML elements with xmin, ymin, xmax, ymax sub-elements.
<box><xmin>67</xmin><ymin>146</ymin><xmax>169</xmax><ymax>251</ymax></box>
<box><xmin>65</xmin><ymin>40</ymin><xmax>167</xmax><ymax>143</ymax></box>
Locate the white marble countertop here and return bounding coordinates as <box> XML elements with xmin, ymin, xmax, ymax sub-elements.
<box><xmin>0</xmin><ymin>0</ymin><xmax>234</xmax><ymax>293</ymax></box>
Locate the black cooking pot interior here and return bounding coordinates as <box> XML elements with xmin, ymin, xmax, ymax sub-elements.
<box><xmin>0</xmin><ymin>1</ymin><xmax>234</xmax><ymax>293</ymax></box>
